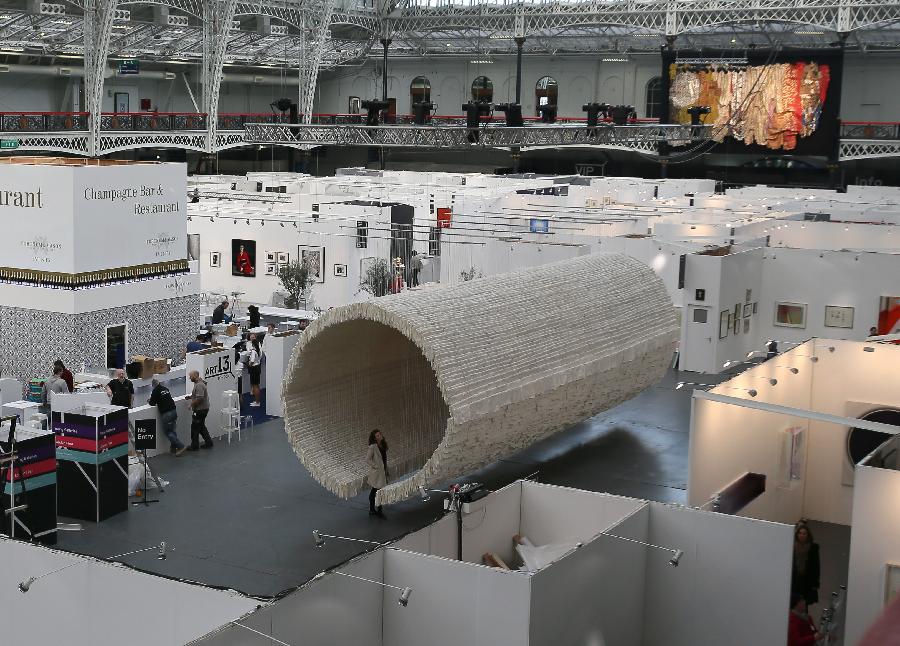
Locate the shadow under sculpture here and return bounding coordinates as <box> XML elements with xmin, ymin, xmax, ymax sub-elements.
<box><xmin>282</xmin><ymin>253</ymin><xmax>679</xmax><ymax>505</ymax></box>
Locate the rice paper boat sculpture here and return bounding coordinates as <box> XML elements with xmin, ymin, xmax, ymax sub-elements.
<box><xmin>282</xmin><ymin>253</ymin><xmax>678</xmax><ymax>505</ymax></box>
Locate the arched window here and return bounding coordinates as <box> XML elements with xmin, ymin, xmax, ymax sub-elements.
<box><xmin>535</xmin><ymin>76</ymin><xmax>558</xmax><ymax>114</ymax></box>
<box><xmin>471</xmin><ymin>76</ymin><xmax>493</xmax><ymax>103</ymax></box>
<box><xmin>645</xmin><ymin>76</ymin><xmax>663</xmax><ymax>119</ymax></box>
<box><xmin>410</xmin><ymin>76</ymin><xmax>431</xmax><ymax>107</ymax></box>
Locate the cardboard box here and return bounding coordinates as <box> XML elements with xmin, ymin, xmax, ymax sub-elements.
<box><xmin>225</xmin><ymin>324</ymin><xmax>239</xmax><ymax>337</ymax></box>
<box><xmin>153</xmin><ymin>358</ymin><xmax>169</xmax><ymax>374</ymax></box>
<box><xmin>131</xmin><ymin>355</ymin><xmax>155</xmax><ymax>378</ymax></box>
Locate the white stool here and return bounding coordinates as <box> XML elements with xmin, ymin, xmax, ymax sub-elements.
<box><xmin>28</xmin><ymin>413</ymin><xmax>49</xmax><ymax>430</ymax></box>
<box><xmin>220</xmin><ymin>407</ymin><xmax>241</xmax><ymax>444</ymax></box>
<box><xmin>240</xmin><ymin>415</ymin><xmax>254</xmax><ymax>438</ymax></box>
<box><xmin>222</xmin><ymin>389</ymin><xmax>240</xmax><ymax>411</ymax></box>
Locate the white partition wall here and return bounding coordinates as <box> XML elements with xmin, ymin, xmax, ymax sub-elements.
<box><xmin>264</xmin><ymin>331</ymin><xmax>302</xmax><ymax>417</ymax></box>
<box><xmin>193</xmin><ymin>550</ymin><xmax>385</xmax><ymax>646</ymax></box>
<box><xmin>846</xmin><ymin>458</ymin><xmax>900</xmax><ymax>645</ymax></box>
<box><xmin>383</xmin><ymin>549</ymin><xmax>531</xmax><ymax>646</ymax></box>
<box><xmin>0</xmin><ymin>538</ymin><xmax>257</xmax><ymax>646</ymax></box>
<box><xmin>529</xmin><ymin>505</ymin><xmax>650</xmax><ymax>646</ymax></box>
<box><xmin>642</xmin><ymin>503</ymin><xmax>793</xmax><ymax>646</ymax></box>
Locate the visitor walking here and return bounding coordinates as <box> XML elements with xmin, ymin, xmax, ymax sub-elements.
<box><xmin>187</xmin><ymin>370</ymin><xmax>214</xmax><ymax>450</ymax></box>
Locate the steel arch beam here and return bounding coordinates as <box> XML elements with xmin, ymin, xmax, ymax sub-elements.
<box><xmin>83</xmin><ymin>0</ymin><xmax>119</xmax><ymax>156</ymax></box>
<box><xmin>202</xmin><ymin>0</ymin><xmax>239</xmax><ymax>152</ymax></box>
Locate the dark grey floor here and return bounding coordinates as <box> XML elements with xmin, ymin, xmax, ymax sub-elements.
<box><xmin>56</xmin><ymin>368</ymin><xmax>700</xmax><ymax>598</ymax></box>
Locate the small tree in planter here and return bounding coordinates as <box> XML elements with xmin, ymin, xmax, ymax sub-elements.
<box><xmin>278</xmin><ymin>259</ymin><xmax>313</xmax><ymax>309</ymax></box>
<box><xmin>358</xmin><ymin>258</ymin><xmax>392</xmax><ymax>297</ymax></box>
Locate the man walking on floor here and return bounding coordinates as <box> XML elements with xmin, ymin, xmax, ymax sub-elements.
<box><xmin>187</xmin><ymin>370</ymin><xmax>214</xmax><ymax>451</ymax></box>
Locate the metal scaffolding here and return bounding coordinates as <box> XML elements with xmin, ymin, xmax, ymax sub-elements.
<box><xmin>243</xmin><ymin>121</ymin><xmax>711</xmax><ymax>152</ymax></box>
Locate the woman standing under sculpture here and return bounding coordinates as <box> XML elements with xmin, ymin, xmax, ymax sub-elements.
<box><xmin>367</xmin><ymin>429</ymin><xmax>388</xmax><ymax>517</ymax></box>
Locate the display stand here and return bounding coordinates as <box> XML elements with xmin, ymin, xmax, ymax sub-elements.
<box><xmin>132</xmin><ymin>419</ymin><xmax>159</xmax><ymax>506</ymax></box>
<box><xmin>3</xmin><ymin>400</ymin><xmax>41</xmax><ymax>425</ymax></box>
<box><xmin>185</xmin><ymin>347</ymin><xmax>239</xmax><ymax>416</ymax></box>
<box><xmin>52</xmin><ymin>403</ymin><xmax>129</xmax><ymax>522</ymax></box>
<box><xmin>264</xmin><ymin>330</ymin><xmax>302</xmax><ymax>417</ymax></box>
<box><xmin>1</xmin><ymin>417</ymin><xmax>57</xmax><ymax>545</ymax></box>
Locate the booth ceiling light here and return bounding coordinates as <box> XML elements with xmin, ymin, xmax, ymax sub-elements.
<box><xmin>312</xmin><ymin>529</ymin><xmax>386</xmax><ymax>549</ymax></box>
<box><xmin>18</xmin><ymin>541</ymin><xmax>168</xmax><ymax>594</ymax></box>
<box><xmin>331</xmin><ymin>570</ymin><xmax>413</xmax><ymax>607</ymax></box>
<box><xmin>600</xmin><ymin>532</ymin><xmax>683</xmax><ymax>567</ymax></box>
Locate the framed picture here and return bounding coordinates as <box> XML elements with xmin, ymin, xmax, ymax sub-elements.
<box><xmin>265</xmin><ymin>251</ymin><xmax>277</xmax><ymax>264</ymax></box>
<box><xmin>743</xmin><ymin>318</ymin><xmax>750</xmax><ymax>334</ymax></box>
<box><xmin>334</xmin><ymin>263</ymin><xmax>348</xmax><ymax>277</ymax></box>
<box><xmin>774</xmin><ymin>302</ymin><xmax>807</xmax><ymax>328</ymax></box>
<box><xmin>743</xmin><ymin>303</ymin><xmax>753</xmax><ymax>318</ymax></box>
<box><xmin>299</xmin><ymin>245</ymin><xmax>325</xmax><ymax>283</ymax></box>
<box><xmin>278</xmin><ymin>252</ymin><xmax>289</xmax><ymax>264</ymax></box>
<box><xmin>753</xmin><ymin>302</ymin><xmax>758</xmax><ymax>314</ymax></box>
<box><xmin>265</xmin><ymin>263</ymin><xmax>277</xmax><ymax>276</ymax></box>
<box><xmin>745</xmin><ymin>289</ymin><xmax>752</xmax><ymax>304</ymax></box>
<box><xmin>210</xmin><ymin>251</ymin><xmax>221</xmax><ymax>268</ymax></box>
<box><xmin>877</xmin><ymin>296</ymin><xmax>900</xmax><ymax>335</ymax></box>
<box><xmin>231</xmin><ymin>239</ymin><xmax>256</xmax><ymax>277</ymax></box>
<box><xmin>719</xmin><ymin>310</ymin><xmax>730</xmax><ymax>339</ymax></box>
<box><xmin>824</xmin><ymin>305</ymin><xmax>855</xmax><ymax>329</ymax></box>
<box><xmin>733</xmin><ymin>304</ymin><xmax>742</xmax><ymax>333</ymax></box>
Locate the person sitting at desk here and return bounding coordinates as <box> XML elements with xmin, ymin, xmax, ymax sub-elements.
<box><xmin>212</xmin><ymin>298</ymin><xmax>231</xmax><ymax>324</ymax></box>
<box><xmin>186</xmin><ymin>333</ymin><xmax>209</xmax><ymax>354</ymax></box>
<box><xmin>248</xmin><ymin>304</ymin><xmax>261</xmax><ymax>329</ymax></box>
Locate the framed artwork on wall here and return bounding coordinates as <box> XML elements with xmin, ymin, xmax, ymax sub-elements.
<box><xmin>743</xmin><ymin>318</ymin><xmax>750</xmax><ymax>334</ymax></box>
<box><xmin>278</xmin><ymin>252</ymin><xmax>289</xmax><ymax>264</ymax></box>
<box><xmin>824</xmin><ymin>305</ymin><xmax>855</xmax><ymax>329</ymax></box>
<box><xmin>753</xmin><ymin>302</ymin><xmax>758</xmax><ymax>314</ymax></box>
<box><xmin>774</xmin><ymin>302</ymin><xmax>807</xmax><ymax>328</ymax></box>
<box><xmin>265</xmin><ymin>263</ymin><xmax>277</xmax><ymax>276</ymax></box>
<box><xmin>719</xmin><ymin>310</ymin><xmax>730</xmax><ymax>339</ymax></box>
<box><xmin>745</xmin><ymin>289</ymin><xmax>752</xmax><ymax>304</ymax></box>
<box><xmin>231</xmin><ymin>239</ymin><xmax>256</xmax><ymax>277</ymax></box>
<box><xmin>299</xmin><ymin>245</ymin><xmax>325</xmax><ymax>283</ymax></box>
<box><xmin>265</xmin><ymin>251</ymin><xmax>277</xmax><ymax>264</ymax></box>
<box><xmin>733</xmin><ymin>312</ymin><xmax>740</xmax><ymax>334</ymax></box>
<box><xmin>334</xmin><ymin>263</ymin><xmax>348</xmax><ymax>277</ymax></box>
<box><xmin>743</xmin><ymin>303</ymin><xmax>753</xmax><ymax>318</ymax></box>
<box><xmin>210</xmin><ymin>251</ymin><xmax>221</xmax><ymax>268</ymax></box>
<box><xmin>877</xmin><ymin>296</ymin><xmax>900</xmax><ymax>335</ymax></box>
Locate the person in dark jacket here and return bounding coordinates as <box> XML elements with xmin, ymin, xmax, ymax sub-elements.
<box><xmin>248</xmin><ymin>304</ymin><xmax>261</xmax><ymax>328</ymax></box>
<box><xmin>212</xmin><ymin>298</ymin><xmax>231</xmax><ymax>324</ymax></box>
<box><xmin>788</xmin><ymin>592</ymin><xmax>822</xmax><ymax>646</ymax></box>
<box><xmin>148</xmin><ymin>378</ymin><xmax>185</xmax><ymax>455</ymax></box>
<box><xmin>792</xmin><ymin>522</ymin><xmax>821</xmax><ymax>607</ymax></box>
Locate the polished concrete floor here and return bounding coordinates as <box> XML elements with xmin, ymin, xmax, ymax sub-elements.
<box><xmin>56</xmin><ymin>368</ymin><xmax>701</xmax><ymax>598</ymax></box>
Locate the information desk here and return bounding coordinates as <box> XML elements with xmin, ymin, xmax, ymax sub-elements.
<box><xmin>52</xmin><ymin>403</ymin><xmax>129</xmax><ymax>522</ymax></box>
<box><xmin>1</xmin><ymin>424</ymin><xmax>57</xmax><ymax>544</ymax></box>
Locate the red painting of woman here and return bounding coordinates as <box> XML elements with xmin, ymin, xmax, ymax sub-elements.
<box><xmin>235</xmin><ymin>244</ymin><xmax>254</xmax><ymax>276</ymax></box>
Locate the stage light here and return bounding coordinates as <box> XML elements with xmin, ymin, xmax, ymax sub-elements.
<box><xmin>669</xmin><ymin>550</ymin><xmax>684</xmax><ymax>567</ymax></box>
<box><xmin>419</xmin><ymin>485</ymin><xmax>430</xmax><ymax>502</ymax></box>
<box><xmin>600</xmin><ymin>532</ymin><xmax>683</xmax><ymax>568</ymax></box>
<box><xmin>399</xmin><ymin>586</ymin><xmax>413</xmax><ymax>606</ymax></box>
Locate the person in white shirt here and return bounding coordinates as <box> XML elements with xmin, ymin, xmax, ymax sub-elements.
<box><xmin>247</xmin><ymin>334</ymin><xmax>263</xmax><ymax>407</ymax></box>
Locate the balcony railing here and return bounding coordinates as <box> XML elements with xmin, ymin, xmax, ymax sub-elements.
<box><xmin>840</xmin><ymin>121</ymin><xmax>900</xmax><ymax>140</ymax></box>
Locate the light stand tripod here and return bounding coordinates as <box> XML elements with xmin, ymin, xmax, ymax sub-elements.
<box><xmin>133</xmin><ymin>446</ymin><xmax>158</xmax><ymax>507</ymax></box>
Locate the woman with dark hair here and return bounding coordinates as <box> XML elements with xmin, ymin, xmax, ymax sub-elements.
<box><xmin>366</xmin><ymin>429</ymin><xmax>388</xmax><ymax>517</ymax></box>
<box><xmin>248</xmin><ymin>305</ymin><xmax>261</xmax><ymax>329</ymax></box>
<box><xmin>247</xmin><ymin>334</ymin><xmax>262</xmax><ymax>408</ymax></box>
<box><xmin>792</xmin><ymin>522</ymin><xmax>821</xmax><ymax>607</ymax></box>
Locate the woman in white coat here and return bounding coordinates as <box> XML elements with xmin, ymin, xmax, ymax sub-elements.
<box><xmin>366</xmin><ymin>429</ymin><xmax>388</xmax><ymax>517</ymax></box>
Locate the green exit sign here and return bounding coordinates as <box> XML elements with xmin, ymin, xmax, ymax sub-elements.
<box><xmin>0</xmin><ymin>139</ymin><xmax>19</xmax><ymax>150</ymax></box>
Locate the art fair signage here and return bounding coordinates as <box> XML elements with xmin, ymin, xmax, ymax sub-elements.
<box><xmin>4</xmin><ymin>163</ymin><xmax>187</xmax><ymax>274</ymax></box>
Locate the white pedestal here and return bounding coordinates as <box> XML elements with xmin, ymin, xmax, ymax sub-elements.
<box><xmin>185</xmin><ymin>347</ymin><xmax>239</xmax><ymax>416</ymax></box>
<box><xmin>2</xmin><ymin>400</ymin><xmax>41</xmax><ymax>425</ymax></box>
<box><xmin>264</xmin><ymin>331</ymin><xmax>302</xmax><ymax>417</ymax></box>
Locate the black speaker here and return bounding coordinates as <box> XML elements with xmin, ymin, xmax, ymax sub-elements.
<box><xmin>412</xmin><ymin>101</ymin><xmax>434</xmax><ymax>125</ymax></box>
<box><xmin>495</xmin><ymin>103</ymin><xmax>524</xmax><ymax>127</ymax></box>
<box><xmin>537</xmin><ymin>103</ymin><xmax>557</xmax><ymax>124</ymax></box>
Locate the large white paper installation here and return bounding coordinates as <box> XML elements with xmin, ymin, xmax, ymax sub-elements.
<box><xmin>282</xmin><ymin>253</ymin><xmax>679</xmax><ymax>504</ymax></box>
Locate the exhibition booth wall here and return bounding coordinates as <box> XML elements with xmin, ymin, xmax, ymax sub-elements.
<box><xmin>679</xmin><ymin>247</ymin><xmax>900</xmax><ymax>373</ymax></box>
<box><xmin>769</xmin><ymin>222</ymin><xmax>900</xmax><ymax>251</ymax></box>
<box><xmin>688</xmin><ymin>339</ymin><xmax>900</xmax><ymax>527</ymax></box>
<box><xmin>846</xmin><ymin>440</ymin><xmax>900</xmax><ymax>644</ymax></box>
<box><xmin>191</xmin><ymin>481</ymin><xmax>792</xmax><ymax>646</ymax></box>
<box><xmin>0</xmin><ymin>537</ymin><xmax>258</xmax><ymax>646</ymax></box>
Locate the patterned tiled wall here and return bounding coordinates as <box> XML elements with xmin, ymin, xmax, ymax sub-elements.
<box><xmin>0</xmin><ymin>295</ymin><xmax>200</xmax><ymax>381</ymax></box>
